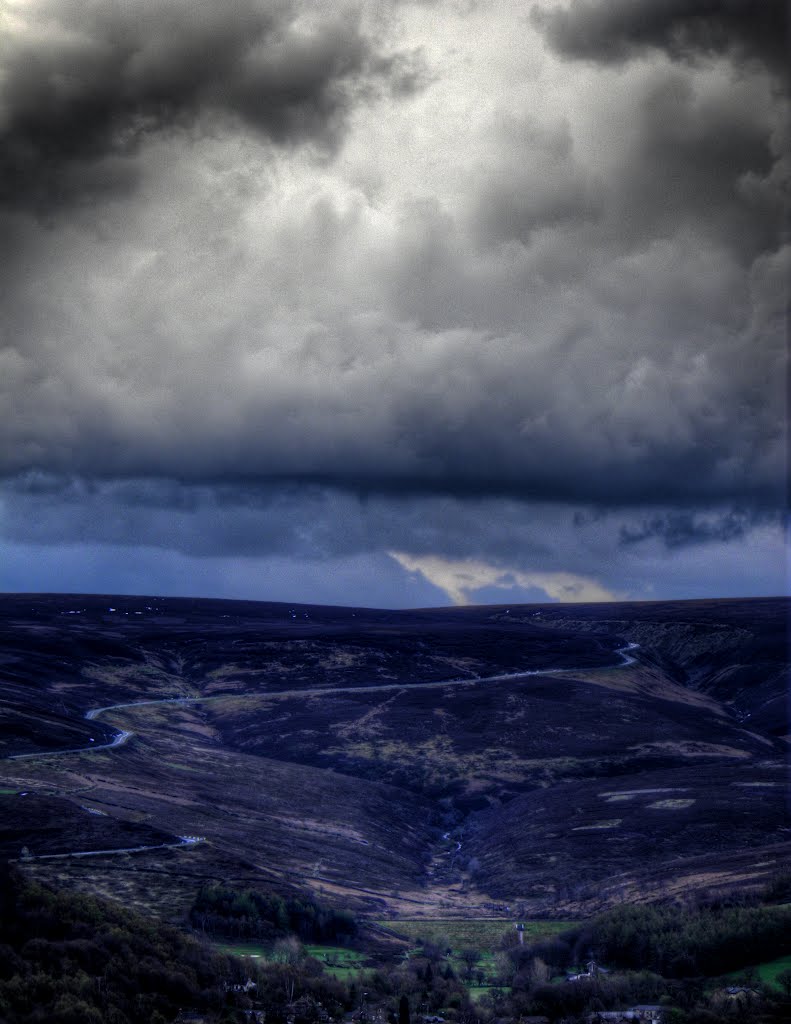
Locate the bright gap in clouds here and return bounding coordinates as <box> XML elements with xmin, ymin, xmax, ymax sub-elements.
<box><xmin>0</xmin><ymin>481</ymin><xmax>785</xmax><ymax>606</ymax></box>
<box><xmin>389</xmin><ymin>552</ymin><xmax>623</xmax><ymax>606</ymax></box>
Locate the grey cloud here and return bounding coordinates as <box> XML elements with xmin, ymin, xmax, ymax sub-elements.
<box><xmin>0</xmin><ymin>205</ymin><xmax>785</xmax><ymax>507</ymax></box>
<box><xmin>525</xmin><ymin>0</ymin><xmax>788</xmax><ymax>271</ymax></box>
<box><xmin>0</xmin><ymin>0</ymin><xmax>392</xmax><ymax>212</ymax></box>
<box><xmin>0</xmin><ymin>475</ymin><xmax>556</xmax><ymax>561</ymax></box>
<box><xmin>0</xmin><ymin>478</ymin><xmax>785</xmax><ymax>604</ymax></box>
<box><xmin>617</xmin><ymin>509</ymin><xmax>770</xmax><ymax>548</ymax></box>
<box><xmin>532</xmin><ymin>0</ymin><xmax>789</xmax><ymax>79</ymax></box>
<box><xmin>0</xmin><ymin>473</ymin><xmax>771</xmax><ymax>564</ymax></box>
<box><xmin>470</xmin><ymin>118</ymin><xmax>603</xmax><ymax>245</ymax></box>
<box><xmin>470</xmin><ymin>63</ymin><xmax>784</xmax><ymax>269</ymax></box>
<box><xmin>0</xmin><ymin>0</ymin><xmax>785</xmax><ymax>514</ymax></box>
<box><xmin>613</xmin><ymin>70</ymin><xmax>782</xmax><ymax>262</ymax></box>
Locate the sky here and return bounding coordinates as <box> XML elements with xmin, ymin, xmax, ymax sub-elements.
<box><xmin>0</xmin><ymin>0</ymin><xmax>788</xmax><ymax>608</ymax></box>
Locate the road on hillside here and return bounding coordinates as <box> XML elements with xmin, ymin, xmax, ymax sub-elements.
<box><xmin>5</xmin><ymin>643</ymin><xmax>641</xmax><ymax>762</ymax></box>
<box><xmin>1</xmin><ymin>644</ymin><xmax>641</xmax><ymax>864</ymax></box>
<box><xmin>13</xmin><ymin>835</ymin><xmax>206</xmax><ymax>862</ymax></box>
<box><xmin>7</xmin><ymin>729</ymin><xmax>134</xmax><ymax>760</ymax></box>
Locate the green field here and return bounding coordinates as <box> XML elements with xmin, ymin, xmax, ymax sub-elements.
<box><xmin>723</xmin><ymin>953</ymin><xmax>791</xmax><ymax>990</ymax></box>
<box><xmin>215</xmin><ymin>941</ymin><xmax>367</xmax><ymax>980</ymax></box>
<box><xmin>305</xmin><ymin>946</ymin><xmax>368</xmax><ymax>979</ymax></box>
<box><xmin>377</xmin><ymin>917</ymin><xmax>575</xmax><ymax>951</ymax></box>
<box><xmin>467</xmin><ymin>986</ymin><xmax>498</xmax><ymax>1003</ymax></box>
<box><xmin>759</xmin><ymin>954</ymin><xmax>791</xmax><ymax>988</ymax></box>
<box><xmin>376</xmin><ymin>918</ymin><xmax>576</xmax><ymax>987</ymax></box>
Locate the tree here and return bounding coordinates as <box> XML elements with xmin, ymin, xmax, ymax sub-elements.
<box><xmin>399</xmin><ymin>993</ymin><xmax>410</xmax><ymax>1024</ymax></box>
<box><xmin>273</xmin><ymin>936</ymin><xmax>304</xmax><ymax>966</ymax></box>
<box><xmin>528</xmin><ymin>956</ymin><xmax>550</xmax><ymax>987</ymax></box>
<box><xmin>459</xmin><ymin>948</ymin><xmax>480</xmax><ymax>980</ymax></box>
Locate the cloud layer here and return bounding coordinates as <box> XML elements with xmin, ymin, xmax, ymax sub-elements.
<box><xmin>0</xmin><ymin>0</ymin><xmax>787</xmax><ymax>603</ymax></box>
<box><xmin>0</xmin><ymin>477</ymin><xmax>784</xmax><ymax>604</ymax></box>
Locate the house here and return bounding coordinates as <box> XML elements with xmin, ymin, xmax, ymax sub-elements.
<box><xmin>567</xmin><ymin>959</ymin><xmax>610</xmax><ymax>982</ymax></box>
<box><xmin>586</xmin><ymin>1007</ymin><xmax>664</xmax><ymax>1023</ymax></box>
<box><xmin>228</xmin><ymin>978</ymin><xmax>258</xmax><ymax>993</ymax></box>
<box><xmin>629</xmin><ymin>1007</ymin><xmax>664</xmax><ymax>1022</ymax></box>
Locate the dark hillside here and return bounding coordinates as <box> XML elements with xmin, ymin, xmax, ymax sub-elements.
<box><xmin>0</xmin><ymin>594</ymin><xmax>788</xmax><ymax>921</ymax></box>
<box><xmin>503</xmin><ymin>598</ymin><xmax>789</xmax><ymax>736</ymax></box>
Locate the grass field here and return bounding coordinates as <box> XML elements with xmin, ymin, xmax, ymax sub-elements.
<box><xmin>758</xmin><ymin>954</ymin><xmax>791</xmax><ymax>988</ymax></box>
<box><xmin>723</xmin><ymin>953</ymin><xmax>791</xmax><ymax>990</ymax></box>
<box><xmin>467</xmin><ymin>986</ymin><xmax>500</xmax><ymax>1003</ymax></box>
<box><xmin>305</xmin><ymin>946</ymin><xmax>368</xmax><ymax>980</ymax></box>
<box><xmin>215</xmin><ymin>941</ymin><xmax>368</xmax><ymax>980</ymax></box>
<box><xmin>376</xmin><ymin>918</ymin><xmax>576</xmax><ymax>987</ymax></box>
<box><xmin>377</xmin><ymin>917</ymin><xmax>575</xmax><ymax>951</ymax></box>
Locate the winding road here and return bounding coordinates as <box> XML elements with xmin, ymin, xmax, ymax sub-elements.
<box><xmin>14</xmin><ymin>835</ymin><xmax>206</xmax><ymax>863</ymax></box>
<box><xmin>5</xmin><ymin>642</ymin><xmax>641</xmax><ymax>763</ymax></box>
<box><xmin>7</xmin><ymin>729</ymin><xmax>134</xmax><ymax>760</ymax></box>
<box><xmin>3</xmin><ymin>642</ymin><xmax>640</xmax><ymax>862</ymax></box>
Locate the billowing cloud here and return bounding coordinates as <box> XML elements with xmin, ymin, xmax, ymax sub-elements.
<box><xmin>532</xmin><ymin>0</ymin><xmax>788</xmax><ymax>76</ymax></box>
<box><xmin>0</xmin><ymin>0</ymin><xmax>786</xmax><ymax>603</ymax></box>
<box><xmin>0</xmin><ymin>0</ymin><xmax>408</xmax><ymax>212</ymax></box>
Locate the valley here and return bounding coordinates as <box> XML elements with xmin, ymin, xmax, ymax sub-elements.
<box><xmin>1</xmin><ymin>593</ymin><xmax>788</xmax><ymax>926</ymax></box>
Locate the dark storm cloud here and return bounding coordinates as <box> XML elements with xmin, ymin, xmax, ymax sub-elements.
<box><xmin>617</xmin><ymin>509</ymin><xmax>767</xmax><ymax>548</ymax></box>
<box><xmin>0</xmin><ymin>0</ymin><xmax>785</xmax><ymax>516</ymax></box>
<box><xmin>0</xmin><ymin>473</ymin><xmax>782</xmax><ymax>569</ymax></box>
<box><xmin>472</xmin><ymin>36</ymin><xmax>784</xmax><ymax>266</ymax></box>
<box><xmin>532</xmin><ymin>0</ymin><xmax>789</xmax><ymax>78</ymax></box>
<box><xmin>0</xmin><ymin>474</ymin><xmax>553</xmax><ymax>560</ymax></box>
<box><xmin>1</xmin><ymin>477</ymin><xmax>784</xmax><ymax>604</ymax></box>
<box><xmin>0</xmin><ymin>0</ymin><xmax>386</xmax><ymax>211</ymax></box>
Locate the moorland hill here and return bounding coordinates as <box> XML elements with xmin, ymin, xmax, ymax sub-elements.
<box><xmin>0</xmin><ymin>593</ymin><xmax>788</xmax><ymax>922</ymax></box>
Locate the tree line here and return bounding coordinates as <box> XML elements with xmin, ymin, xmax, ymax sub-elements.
<box><xmin>509</xmin><ymin>902</ymin><xmax>791</xmax><ymax>979</ymax></box>
<box><xmin>4</xmin><ymin>863</ymin><xmax>791</xmax><ymax>1024</ymax></box>
<box><xmin>0</xmin><ymin>864</ymin><xmax>241</xmax><ymax>1023</ymax></box>
<box><xmin>189</xmin><ymin>883</ymin><xmax>358</xmax><ymax>944</ymax></box>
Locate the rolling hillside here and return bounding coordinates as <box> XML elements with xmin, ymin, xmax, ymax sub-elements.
<box><xmin>0</xmin><ymin>594</ymin><xmax>788</xmax><ymax>923</ymax></box>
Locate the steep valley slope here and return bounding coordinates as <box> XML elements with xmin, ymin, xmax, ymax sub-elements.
<box><xmin>0</xmin><ymin>594</ymin><xmax>788</xmax><ymax>923</ymax></box>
